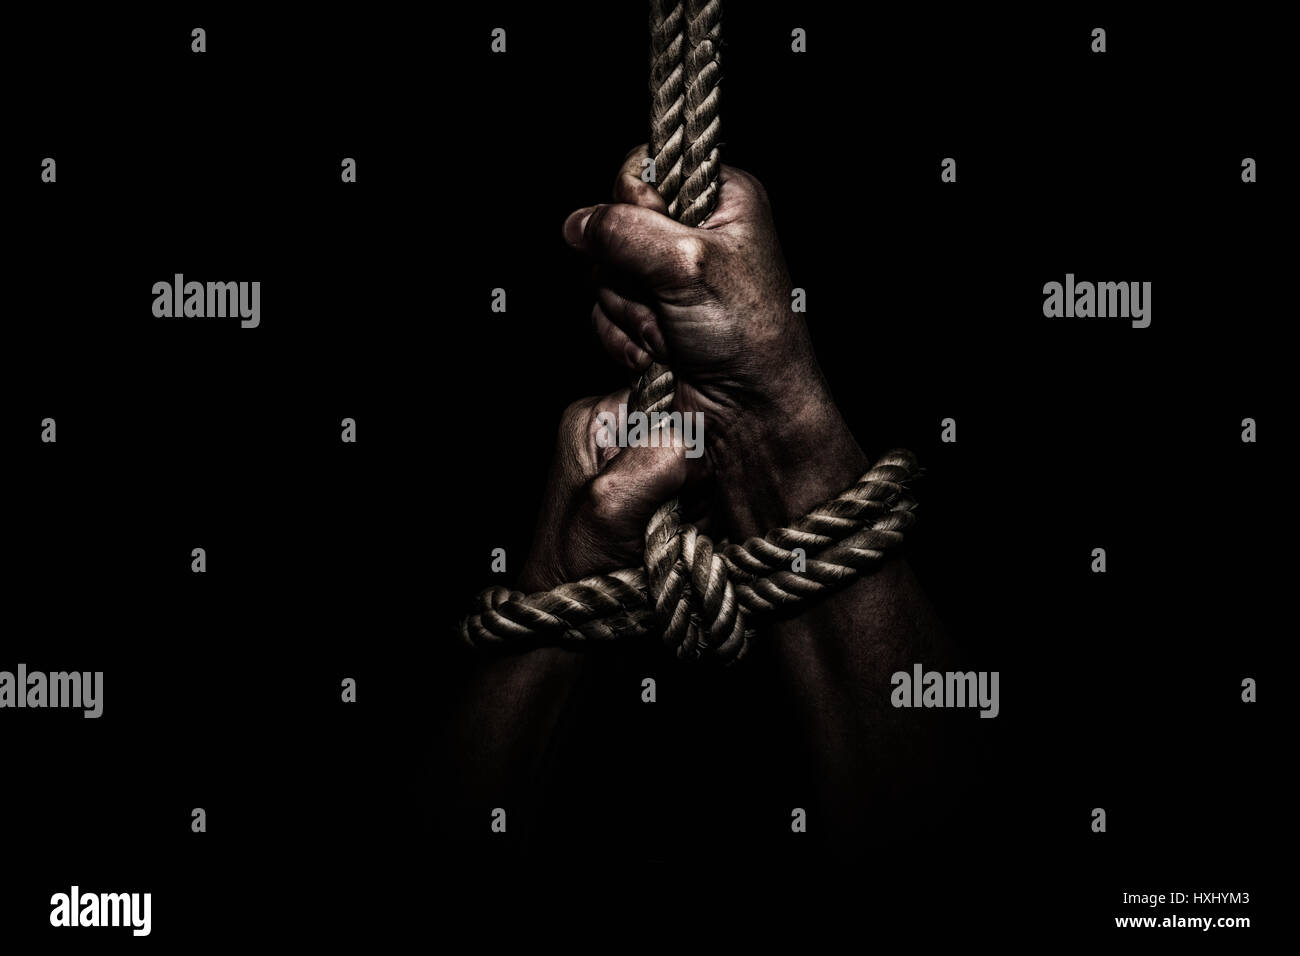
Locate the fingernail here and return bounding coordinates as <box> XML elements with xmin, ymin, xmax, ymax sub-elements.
<box><xmin>564</xmin><ymin>206</ymin><xmax>595</xmax><ymax>246</ymax></box>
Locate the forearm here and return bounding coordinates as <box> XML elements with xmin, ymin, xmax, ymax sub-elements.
<box><xmin>710</xmin><ymin>380</ymin><xmax>868</xmax><ymax>541</ymax></box>
<box><xmin>446</xmin><ymin>563</ymin><xmax>586</xmax><ymax>828</ymax></box>
<box><xmin>770</xmin><ymin>559</ymin><xmax>957</xmax><ymax>840</ymax></box>
<box><xmin>714</xmin><ymin>384</ymin><xmax>959</xmax><ymax>837</ymax></box>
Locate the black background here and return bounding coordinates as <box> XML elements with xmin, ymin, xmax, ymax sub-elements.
<box><xmin>4</xmin><ymin>3</ymin><xmax>1280</xmax><ymax>946</ymax></box>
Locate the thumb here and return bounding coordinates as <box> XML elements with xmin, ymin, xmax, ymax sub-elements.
<box><xmin>562</xmin><ymin>202</ymin><xmax>700</xmax><ymax>288</ymax></box>
<box><xmin>611</xmin><ymin>143</ymin><xmax>671</xmax><ymax>212</ymax></box>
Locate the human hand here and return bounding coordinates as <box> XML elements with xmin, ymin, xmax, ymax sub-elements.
<box><xmin>518</xmin><ymin>389</ymin><xmax>707</xmax><ymax>592</ymax></box>
<box><xmin>563</xmin><ymin>145</ymin><xmax>867</xmax><ymax>538</ymax></box>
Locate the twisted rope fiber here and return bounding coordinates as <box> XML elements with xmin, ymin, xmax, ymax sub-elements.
<box><xmin>458</xmin><ymin>1</ymin><xmax>919</xmax><ymax>661</ymax></box>
<box><xmin>651</xmin><ymin>0</ymin><xmax>722</xmax><ymax>227</ymax></box>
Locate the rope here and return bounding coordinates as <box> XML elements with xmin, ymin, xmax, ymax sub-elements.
<box><xmin>458</xmin><ymin>453</ymin><xmax>921</xmax><ymax>664</ymax></box>
<box><xmin>639</xmin><ymin>0</ymin><xmax>731</xmax><ymax>659</ymax></box>
<box><xmin>651</xmin><ymin>0</ymin><xmax>722</xmax><ymax>227</ymax></box>
<box><xmin>458</xmin><ymin>1</ymin><xmax>920</xmax><ymax>663</ymax></box>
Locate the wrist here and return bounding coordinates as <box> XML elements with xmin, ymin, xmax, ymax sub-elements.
<box><xmin>519</xmin><ymin>545</ymin><xmax>570</xmax><ymax>593</ymax></box>
<box><xmin>709</xmin><ymin>377</ymin><xmax>868</xmax><ymax>539</ymax></box>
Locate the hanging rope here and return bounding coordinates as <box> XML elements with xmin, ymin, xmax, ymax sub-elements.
<box><xmin>651</xmin><ymin>0</ymin><xmax>722</xmax><ymax>227</ymax></box>
<box><xmin>458</xmin><ymin>1</ymin><xmax>920</xmax><ymax>663</ymax></box>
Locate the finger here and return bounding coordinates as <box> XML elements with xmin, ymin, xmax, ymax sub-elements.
<box><xmin>717</xmin><ymin>163</ymin><xmax>767</xmax><ymax>203</ymax></box>
<box><xmin>584</xmin><ymin>389</ymin><xmax>632</xmax><ymax>472</ymax></box>
<box><xmin>562</xmin><ymin>202</ymin><xmax>703</xmax><ymax>288</ymax></box>
<box><xmin>595</xmin><ymin>286</ymin><xmax>666</xmax><ymax>359</ymax></box>
<box><xmin>612</xmin><ymin>143</ymin><xmax>670</xmax><ymax>212</ymax></box>
<box><xmin>593</xmin><ymin>303</ymin><xmax>652</xmax><ymax>374</ymax></box>
<box><xmin>590</xmin><ymin>429</ymin><xmax>692</xmax><ymax>530</ymax></box>
<box><xmin>556</xmin><ymin>395</ymin><xmax>605</xmax><ymax>478</ymax></box>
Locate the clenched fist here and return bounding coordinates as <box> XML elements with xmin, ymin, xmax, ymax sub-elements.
<box><xmin>564</xmin><ymin>144</ymin><xmax>867</xmax><ymax>539</ymax></box>
<box><xmin>518</xmin><ymin>389</ymin><xmax>708</xmax><ymax>592</ymax></box>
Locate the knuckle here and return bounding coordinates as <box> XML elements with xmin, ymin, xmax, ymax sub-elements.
<box><xmin>587</xmin><ymin>472</ymin><xmax>623</xmax><ymax>525</ymax></box>
<box><xmin>589</xmin><ymin>205</ymin><xmax>632</xmax><ymax>257</ymax></box>
<box><xmin>585</xmin><ymin>204</ymin><xmax>612</xmax><ymax>242</ymax></box>
<box><xmin>730</xmin><ymin>166</ymin><xmax>769</xmax><ymax>204</ymax></box>
<box><xmin>673</xmin><ymin>235</ymin><xmax>711</xmax><ymax>281</ymax></box>
<box><xmin>631</xmin><ymin>180</ymin><xmax>660</xmax><ymax>208</ymax></box>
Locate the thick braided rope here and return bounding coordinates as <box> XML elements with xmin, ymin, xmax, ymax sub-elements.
<box><xmin>651</xmin><ymin>0</ymin><xmax>722</xmax><ymax>226</ymax></box>
<box><xmin>649</xmin><ymin>0</ymin><xmax>686</xmax><ymax>212</ymax></box>
<box><xmin>638</xmin><ymin>0</ymin><xmax>735</xmax><ymax>660</ymax></box>
<box><xmin>457</xmin><ymin>2</ymin><xmax>918</xmax><ymax>661</ymax></box>
<box><xmin>458</xmin><ymin>452</ymin><xmax>920</xmax><ymax>660</ymax></box>
<box><xmin>723</xmin><ymin>451</ymin><xmax>920</xmax><ymax>614</ymax></box>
